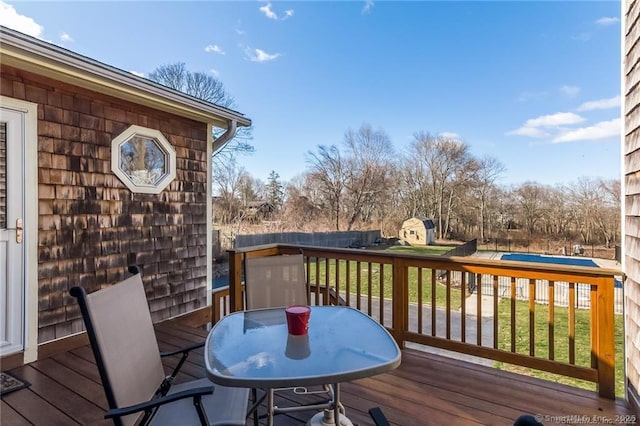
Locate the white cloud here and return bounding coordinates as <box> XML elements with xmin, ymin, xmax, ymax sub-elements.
<box><xmin>246</xmin><ymin>48</ymin><xmax>281</xmax><ymax>63</ymax></box>
<box><xmin>577</xmin><ymin>95</ymin><xmax>620</xmax><ymax>111</ymax></box>
<box><xmin>259</xmin><ymin>2</ymin><xmax>278</xmax><ymax>20</ymax></box>
<box><xmin>439</xmin><ymin>132</ymin><xmax>460</xmax><ymax>140</ymax></box>
<box><xmin>209</xmin><ymin>68</ymin><xmax>220</xmax><ymax>77</ymax></box>
<box><xmin>259</xmin><ymin>3</ymin><xmax>294</xmax><ymax>21</ymax></box>
<box><xmin>507</xmin><ymin>112</ymin><xmax>585</xmax><ymax>139</ymax></box>
<box><xmin>524</xmin><ymin>112</ymin><xmax>585</xmax><ymax>128</ymax></box>
<box><xmin>552</xmin><ymin>118</ymin><xmax>621</xmax><ymax>143</ymax></box>
<box><xmin>205</xmin><ymin>44</ymin><xmax>225</xmax><ymax>55</ymax></box>
<box><xmin>0</xmin><ymin>1</ymin><xmax>44</xmax><ymax>38</ymax></box>
<box><xmin>130</xmin><ymin>71</ymin><xmax>145</xmax><ymax>78</ymax></box>
<box><xmin>560</xmin><ymin>85</ymin><xmax>580</xmax><ymax>97</ymax></box>
<box><xmin>363</xmin><ymin>0</ymin><xmax>374</xmax><ymax>14</ymax></box>
<box><xmin>596</xmin><ymin>17</ymin><xmax>620</xmax><ymax>26</ymax></box>
<box><xmin>506</xmin><ymin>127</ymin><xmax>550</xmax><ymax>138</ymax></box>
<box><xmin>60</xmin><ymin>32</ymin><xmax>74</xmax><ymax>43</ymax></box>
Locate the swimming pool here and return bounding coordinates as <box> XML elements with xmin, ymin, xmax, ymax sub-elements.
<box><xmin>500</xmin><ymin>253</ymin><xmax>621</xmax><ymax>288</ymax></box>
<box><xmin>500</xmin><ymin>253</ymin><xmax>598</xmax><ymax>267</ymax></box>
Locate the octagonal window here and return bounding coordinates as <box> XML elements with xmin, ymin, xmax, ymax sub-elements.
<box><xmin>111</xmin><ymin>125</ymin><xmax>176</xmax><ymax>194</ymax></box>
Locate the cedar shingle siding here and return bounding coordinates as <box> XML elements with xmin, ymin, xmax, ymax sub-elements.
<box><xmin>1</xmin><ymin>64</ymin><xmax>210</xmax><ymax>343</ymax></box>
<box><xmin>626</xmin><ymin>0</ymin><xmax>640</xmax><ymax>409</ymax></box>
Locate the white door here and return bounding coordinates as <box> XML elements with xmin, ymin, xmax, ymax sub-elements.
<box><xmin>0</xmin><ymin>106</ymin><xmax>25</xmax><ymax>356</ymax></box>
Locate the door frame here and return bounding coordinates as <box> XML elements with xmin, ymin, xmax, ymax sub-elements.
<box><xmin>1</xmin><ymin>96</ymin><xmax>38</xmax><ymax>363</ymax></box>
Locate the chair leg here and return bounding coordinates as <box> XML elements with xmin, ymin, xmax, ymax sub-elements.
<box><xmin>369</xmin><ymin>407</ymin><xmax>390</xmax><ymax>426</ymax></box>
<box><xmin>193</xmin><ymin>395</ymin><xmax>210</xmax><ymax>426</ymax></box>
<box><xmin>252</xmin><ymin>388</ymin><xmax>259</xmax><ymax>426</ymax></box>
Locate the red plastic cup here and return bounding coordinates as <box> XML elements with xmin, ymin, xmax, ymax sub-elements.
<box><xmin>285</xmin><ymin>305</ymin><xmax>311</xmax><ymax>335</ymax></box>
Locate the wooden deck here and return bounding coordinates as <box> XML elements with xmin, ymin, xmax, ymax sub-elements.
<box><xmin>1</xmin><ymin>322</ymin><xmax>634</xmax><ymax>426</ymax></box>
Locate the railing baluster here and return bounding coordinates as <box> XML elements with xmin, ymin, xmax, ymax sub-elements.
<box><xmin>549</xmin><ymin>280</ymin><xmax>555</xmax><ymax>361</ymax></box>
<box><xmin>461</xmin><ymin>272</ymin><xmax>466</xmax><ymax>343</ymax></box>
<box><xmin>367</xmin><ymin>262</ymin><xmax>373</xmax><ymax>316</ymax></box>
<box><xmin>379</xmin><ymin>263</ymin><xmax>385</xmax><ymax>325</ymax></box>
<box><xmin>431</xmin><ymin>269</ymin><xmax>436</xmax><ymax>337</ymax></box>
<box><xmin>493</xmin><ymin>275</ymin><xmax>499</xmax><ymax>350</ymax></box>
<box><xmin>476</xmin><ymin>273</ymin><xmax>482</xmax><ymax>346</ymax></box>
<box><xmin>417</xmin><ymin>267</ymin><xmax>423</xmax><ymax>334</ymax></box>
<box><xmin>569</xmin><ymin>282</ymin><xmax>575</xmax><ymax>365</ymax></box>
<box><xmin>315</xmin><ymin>258</ymin><xmax>320</xmax><ymax>304</ymax></box>
<box><xmin>308</xmin><ymin>257</ymin><xmax>314</xmax><ymax>305</ymax></box>
<box><xmin>345</xmin><ymin>261</ymin><xmax>351</xmax><ymax>306</ymax></box>
<box><xmin>511</xmin><ymin>276</ymin><xmax>516</xmax><ymax>353</ymax></box>
<box><xmin>529</xmin><ymin>278</ymin><xmax>536</xmax><ymax>357</ymax></box>
<box><xmin>446</xmin><ymin>271</ymin><xmax>451</xmax><ymax>340</ymax></box>
<box><xmin>356</xmin><ymin>261</ymin><xmax>362</xmax><ymax>310</ymax></box>
<box><xmin>324</xmin><ymin>258</ymin><xmax>330</xmax><ymax>305</ymax></box>
<box><xmin>335</xmin><ymin>259</ymin><xmax>340</xmax><ymax>305</ymax></box>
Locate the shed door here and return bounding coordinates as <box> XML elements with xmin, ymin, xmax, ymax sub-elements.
<box><xmin>0</xmin><ymin>107</ymin><xmax>25</xmax><ymax>356</ymax></box>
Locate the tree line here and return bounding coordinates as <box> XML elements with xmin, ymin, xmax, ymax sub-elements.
<box><xmin>146</xmin><ymin>63</ymin><xmax>619</xmax><ymax>247</ymax></box>
<box><xmin>213</xmin><ymin>124</ymin><xmax>620</xmax><ymax>248</ymax></box>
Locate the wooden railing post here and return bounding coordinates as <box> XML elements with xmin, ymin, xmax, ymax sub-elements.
<box><xmin>392</xmin><ymin>258</ymin><xmax>407</xmax><ymax>349</ymax></box>
<box><xmin>595</xmin><ymin>276</ymin><xmax>615</xmax><ymax>399</ymax></box>
<box><xmin>227</xmin><ymin>249</ymin><xmax>244</xmax><ymax>313</ymax></box>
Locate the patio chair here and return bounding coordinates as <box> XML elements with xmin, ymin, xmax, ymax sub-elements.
<box><xmin>244</xmin><ymin>254</ymin><xmax>335</xmax><ymax>423</ymax></box>
<box><xmin>70</xmin><ymin>269</ymin><xmax>249</xmax><ymax>426</ymax></box>
<box><xmin>244</xmin><ymin>253</ymin><xmax>308</xmax><ymax>309</ymax></box>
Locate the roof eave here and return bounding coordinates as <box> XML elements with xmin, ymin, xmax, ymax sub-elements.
<box><xmin>0</xmin><ymin>27</ymin><xmax>251</xmax><ymax>129</ymax></box>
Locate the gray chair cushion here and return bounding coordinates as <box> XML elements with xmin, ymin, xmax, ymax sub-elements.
<box><xmin>151</xmin><ymin>378</ymin><xmax>249</xmax><ymax>426</ymax></box>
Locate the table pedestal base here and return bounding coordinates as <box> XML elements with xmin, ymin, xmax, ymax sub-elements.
<box><xmin>306</xmin><ymin>409</ymin><xmax>354</xmax><ymax>426</ymax></box>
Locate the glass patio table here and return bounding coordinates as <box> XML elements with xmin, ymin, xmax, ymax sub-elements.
<box><xmin>204</xmin><ymin>306</ymin><xmax>401</xmax><ymax>425</ymax></box>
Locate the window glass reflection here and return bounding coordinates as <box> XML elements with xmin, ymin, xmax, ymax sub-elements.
<box><xmin>119</xmin><ymin>135</ymin><xmax>167</xmax><ymax>186</ymax></box>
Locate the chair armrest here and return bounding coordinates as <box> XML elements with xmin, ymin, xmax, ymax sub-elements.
<box><xmin>160</xmin><ymin>341</ymin><xmax>204</xmax><ymax>358</ymax></box>
<box><xmin>105</xmin><ymin>386</ymin><xmax>213</xmax><ymax>419</ymax></box>
<box><xmin>160</xmin><ymin>341</ymin><xmax>205</xmax><ymax>382</ymax></box>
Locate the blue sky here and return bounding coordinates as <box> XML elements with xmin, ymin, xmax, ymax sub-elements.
<box><xmin>1</xmin><ymin>1</ymin><xmax>622</xmax><ymax>186</ymax></box>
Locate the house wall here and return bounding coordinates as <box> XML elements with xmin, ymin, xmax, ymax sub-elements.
<box><xmin>1</xmin><ymin>64</ymin><xmax>210</xmax><ymax>344</ymax></box>
<box><xmin>625</xmin><ymin>0</ymin><xmax>640</xmax><ymax>412</ymax></box>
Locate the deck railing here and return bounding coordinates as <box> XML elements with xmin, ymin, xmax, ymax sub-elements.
<box><xmin>214</xmin><ymin>244</ymin><xmax>619</xmax><ymax>399</ymax></box>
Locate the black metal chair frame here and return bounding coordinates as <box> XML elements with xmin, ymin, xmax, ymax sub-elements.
<box><xmin>70</xmin><ymin>267</ymin><xmax>212</xmax><ymax>426</ymax></box>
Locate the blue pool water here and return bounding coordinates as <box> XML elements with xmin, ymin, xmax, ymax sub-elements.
<box><xmin>213</xmin><ymin>276</ymin><xmax>229</xmax><ymax>289</ymax></box>
<box><xmin>500</xmin><ymin>253</ymin><xmax>598</xmax><ymax>267</ymax></box>
<box><xmin>500</xmin><ymin>253</ymin><xmax>621</xmax><ymax>288</ymax></box>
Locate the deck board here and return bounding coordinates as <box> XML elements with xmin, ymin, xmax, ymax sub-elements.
<box><xmin>1</xmin><ymin>322</ymin><xmax>634</xmax><ymax>426</ymax></box>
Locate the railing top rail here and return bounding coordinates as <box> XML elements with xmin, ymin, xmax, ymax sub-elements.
<box><xmin>228</xmin><ymin>243</ymin><xmax>621</xmax><ymax>280</ymax></box>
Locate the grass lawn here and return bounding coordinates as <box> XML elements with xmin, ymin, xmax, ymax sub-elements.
<box><xmin>384</xmin><ymin>245</ymin><xmax>455</xmax><ymax>256</ymax></box>
<box><xmin>307</xmin><ymin>245</ymin><xmax>462</xmax><ymax>308</ymax></box>
<box><xmin>495</xmin><ymin>299</ymin><xmax>625</xmax><ymax>397</ymax></box>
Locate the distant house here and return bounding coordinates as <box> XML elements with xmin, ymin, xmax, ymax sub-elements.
<box><xmin>0</xmin><ymin>26</ymin><xmax>251</xmax><ymax>366</ymax></box>
<box><xmin>399</xmin><ymin>217</ymin><xmax>436</xmax><ymax>245</ymax></box>
<box><xmin>245</xmin><ymin>200</ymin><xmax>275</xmax><ymax>221</ymax></box>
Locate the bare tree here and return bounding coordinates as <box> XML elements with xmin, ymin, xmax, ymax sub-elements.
<box><xmin>306</xmin><ymin>145</ymin><xmax>346</xmax><ymax>230</ymax></box>
<box><xmin>513</xmin><ymin>182</ymin><xmax>548</xmax><ymax>239</ymax></box>
<box><xmin>410</xmin><ymin>133</ymin><xmax>475</xmax><ymax>239</ymax></box>
<box><xmin>212</xmin><ymin>156</ymin><xmax>249</xmax><ymax>224</ymax></box>
<box><xmin>342</xmin><ymin>124</ymin><xmax>395</xmax><ymax>230</ymax></box>
<box><xmin>473</xmin><ymin>156</ymin><xmax>506</xmax><ymax>241</ymax></box>
<box><xmin>148</xmin><ymin>63</ymin><xmax>254</xmax><ymax>164</ymax></box>
<box><xmin>280</xmin><ymin>176</ymin><xmax>322</xmax><ymax>231</ymax></box>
